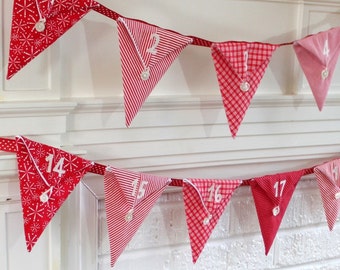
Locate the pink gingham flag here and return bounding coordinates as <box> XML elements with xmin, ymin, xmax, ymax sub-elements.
<box><xmin>117</xmin><ymin>17</ymin><xmax>192</xmax><ymax>126</ymax></box>
<box><xmin>293</xmin><ymin>27</ymin><xmax>340</xmax><ymax>110</ymax></box>
<box><xmin>7</xmin><ymin>0</ymin><xmax>97</xmax><ymax>79</ymax></box>
<box><xmin>183</xmin><ymin>178</ymin><xmax>241</xmax><ymax>263</ymax></box>
<box><xmin>211</xmin><ymin>41</ymin><xmax>278</xmax><ymax>137</ymax></box>
<box><xmin>104</xmin><ymin>166</ymin><xmax>171</xmax><ymax>267</ymax></box>
<box><xmin>314</xmin><ymin>159</ymin><xmax>340</xmax><ymax>230</ymax></box>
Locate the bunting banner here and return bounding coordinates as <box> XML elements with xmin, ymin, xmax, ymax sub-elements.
<box><xmin>117</xmin><ymin>17</ymin><xmax>193</xmax><ymax>126</ymax></box>
<box><xmin>211</xmin><ymin>41</ymin><xmax>279</xmax><ymax>137</ymax></box>
<box><xmin>183</xmin><ymin>178</ymin><xmax>242</xmax><ymax>263</ymax></box>
<box><xmin>15</xmin><ymin>136</ymin><xmax>94</xmax><ymax>251</ymax></box>
<box><xmin>314</xmin><ymin>159</ymin><xmax>340</xmax><ymax>231</ymax></box>
<box><xmin>293</xmin><ymin>27</ymin><xmax>340</xmax><ymax>110</ymax></box>
<box><xmin>249</xmin><ymin>169</ymin><xmax>305</xmax><ymax>254</ymax></box>
<box><xmin>7</xmin><ymin>0</ymin><xmax>98</xmax><ymax>79</ymax></box>
<box><xmin>104</xmin><ymin>166</ymin><xmax>171</xmax><ymax>267</ymax></box>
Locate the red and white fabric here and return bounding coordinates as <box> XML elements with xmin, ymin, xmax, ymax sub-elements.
<box><xmin>293</xmin><ymin>27</ymin><xmax>340</xmax><ymax>110</ymax></box>
<box><xmin>211</xmin><ymin>41</ymin><xmax>279</xmax><ymax>138</ymax></box>
<box><xmin>104</xmin><ymin>166</ymin><xmax>171</xmax><ymax>267</ymax></box>
<box><xmin>249</xmin><ymin>169</ymin><xmax>305</xmax><ymax>254</ymax></box>
<box><xmin>7</xmin><ymin>0</ymin><xmax>97</xmax><ymax>79</ymax></box>
<box><xmin>15</xmin><ymin>136</ymin><xmax>94</xmax><ymax>251</ymax></box>
<box><xmin>183</xmin><ymin>178</ymin><xmax>242</xmax><ymax>263</ymax></box>
<box><xmin>117</xmin><ymin>17</ymin><xmax>193</xmax><ymax>126</ymax></box>
<box><xmin>314</xmin><ymin>159</ymin><xmax>340</xmax><ymax>231</ymax></box>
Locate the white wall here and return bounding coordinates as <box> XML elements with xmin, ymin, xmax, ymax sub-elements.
<box><xmin>1</xmin><ymin>0</ymin><xmax>340</xmax><ymax>269</ymax></box>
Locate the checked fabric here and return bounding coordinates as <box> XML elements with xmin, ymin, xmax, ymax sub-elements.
<box><xmin>249</xmin><ymin>169</ymin><xmax>305</xmax><ymax>254</ymax></box>
<box><xmin>104</xmin><ymin>166</ymin><xmax>171</xmax><ymax>267</ymax></box>
<box><xmin>211</xmin><ymin>41</ymin><xmax>279</xmax><ymax>138</ymax></box>
<box><xmin>183</xmin><ymin>178</ymin><xmax>242</xmax><ymax>263</ymax></box>
<box><xmin>7</xmin><ymin>0</ymin><xmax>97</xmax><ymax>79</ymax></box>
<box><xmin>117</xmin><ymin>17</ymin><xmax>192</xmax><ymax>126</ymax></box>
<box><xmin>15</xmin><ymin>136</ymin><xmax>94</xmax><ymax>251</ymax></box>
<box><xmin>314</xmin><ymin>159</ymin><xmax>340</xmax><ymax>231</ymax></box>
<box><xmin>293</xmin><ymin>27</ymin><xmax>340</xmax><ymax>111</ymax></box>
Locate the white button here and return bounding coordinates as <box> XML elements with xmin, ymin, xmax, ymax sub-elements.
<box><xmin>125</xmin><ymin>209</ymin><xmax>134</xmax><ymax>222</ymax></box>
<box><xmin>321</xmin><ymin>68</ymin><xmax>329</xmax><ymax>80</ymax></box>
<box><xmin>40</xmin><ymin>192</ymin><xmax>49</xmax><ymax>203</ymax></box>
<box><xmin>141</xmin><ymin>68</ymin><xmax>150</xmax><ymax>81</ymax></box>
<box><xmin>203</xmin><ymin>214</ymin><xmax>212</xmax><ymax>225</ymax></box>
<box><xmin>35</xmin><ymin>20</ymin><xmax>46</xmax><ymax>32</ymax></box>
<box><xmin>335</xmin><ymin>192</ymin><xmax>340</xmax><ymax>200</ymax></box>
<box><xmin>272</xmin><ymin>206</ymin><xmax>280</xmax><ymax>216</ymax></box>
<box><xmin>240</xmin><ymin>81</ymin><xmax>250</xmax><ymax>92</ymax></box>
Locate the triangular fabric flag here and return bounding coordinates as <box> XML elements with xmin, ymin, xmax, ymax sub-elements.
<box><xmin>182</xmin><ymin>178</ymin><xmax>242</xmax><ymax>263</ymax></box>
<box><xmin>249</xmin><ymin>169</ymin><xmax>305</xmax><ymax>254</ymax></box>
<box><xmin>15</xmin><ymin>136</ymin><xmax>94</xmax><ymax>251</ymax></box>
<box><xmin>104</xmin><ymin>166</ymin><xmax>171</xmax><ymax>267</ymax></box>
<box><xmin>117</xmin><ymin>17</ymin><xmax>193</xmax><ymax>126</ymax></box>
<box><xmin>211</xmin><ymin>41</ymin><xmax>279</xmax><ymax>137</ymax></box>
<box><xmin>314</xmin><ymin>159</ymin><xmax>340</xmax><ymax>231</ymax></box>
<box><xmin>7</xmin><ymin>0</ymin><xmax>97</xmax><ymax>79</ymax></box>
<box><xmin>293</xmin><ymin>27</ymin><xmax>340</xmax><ymax>110</ymax></box>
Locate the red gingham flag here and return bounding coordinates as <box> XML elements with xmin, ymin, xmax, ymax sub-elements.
<box><xmin>314</xmin><ymin>159</ymin><xmax>340</xmax><ymax>231</ymax></box>
<box><xmin>183</xmin><ymin>178</ymin><xmax>242</xmax><ymax>263</ymax></box>
<box><xmin>104</xmin><ymin>166</ymin><xmax>171</xmax><ymax>267</ymax></box>
<box><xmin>117</xmin><ymin>17</ymin><xmax>192</xmax><ymax>126</ymax></box>
<box><xmin>249</xmin><ymin>169</ymin><xmax>305</xmax><ymax>255</ymax></box>
<box><xmin>15</xmin><ymin>136</ymin><xmax>94</xmax><ymax>251</ymax></box>
<box><xmin>7</xmin><ymin>0</ymin><xmax>97</xmax><ymax>79</ymax></box>
<box><xmin>293</xmin><ymin>27</ymin><xmax>340</xmax><ymax>110</ymax></box>
<box><xmin>211</xmin><ymin>42</ymin><xmax>278</xmax><ymax>138</ymax></box>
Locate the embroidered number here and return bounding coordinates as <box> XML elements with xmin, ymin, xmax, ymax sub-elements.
<box><xmin>146</xmin><ymin>33</ymin><xmax>160</xmax><ymax>55</ymax></box>
<box><xmin>207</xmin><ymin>184</ymin><xmax>222</xmax><ymax>203</ymax></box>
<box><xmin>132</xmin><ymin>179</ymin><xmax>149</xmax><ymax>199</ymax></box>
<box><xmin>273</xmin><ymin>179</ymin><xmax>286</xmax><ymax>198</ymax></box>
<box><xmin>323</xmin><ymin>39</ymin><xmax>330</xmax><ymax>57</ymax></box>
<box><xmin>45</xmin><ymin>154</ymin><xmax>66</xmax><ymax>177</ymax></box>
<box><xmin>333</xmin><ymin>166</ymin><xmax>339</xmax><ymax>181</ymax></box>
<box><xmin>244</xmin><ymin>51</ymin><xmax>249</xmax><ymax>72</ymax></box>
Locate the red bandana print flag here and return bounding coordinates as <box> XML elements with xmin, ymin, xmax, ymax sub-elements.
<box><xmin>293</xmin><ymin>27</ymin><xmax>340</xmax><ymax>110</ymax></box>
<box><xmin>249</xmin><ymin>169</ymin><xmax>305</xmax><ymax>254</ymax></box>
<box><xmin>7</xmin><ymin>0</ymin><xmax>97</xmax><ymax>79</ymax></box>
<box><xmin>104</xmin><ymin>166</ymin><xmax>171</xmax><ymax>267</ymax></box>
<box><xmin>15</xmin><ymin>136</ymin><xmax>94</xmax><ymax>251</ymax></box>
<box><xmin>117</xmin><ymin>17</ymin><xmax>192</xmax><ymax>126</ymax></box>
<box><xmin>182</xmin><ymin>178</ymin><xmax>242</xmax><ymax>263</ymax></box>
<box><xmin>314</xmin><ymin>159</ymin><xmax>340</xmax><ymax>231</ymax></box>
<box><xmin>211</xmin><ymin>41</ymin><xmax>279</xmax><ymax>138</ymax></box>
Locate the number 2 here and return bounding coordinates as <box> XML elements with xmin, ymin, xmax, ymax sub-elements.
<box><xmin>146</xmin><ymin>33</ymin><xmax>160</xmax><ymax>55</ymax></box>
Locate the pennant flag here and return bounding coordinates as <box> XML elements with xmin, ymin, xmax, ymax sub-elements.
<box><xmin>104</xmin><ymin>166</ymin><xmax>171</xmax><ymax>267</ymax></box>
<box><xmin>293</xmin><ymin>27</ymin><xmax>340</xmax><ymax>110</ymax></box>
<box><xmin>183</xmin><ymin>178</ymin><xmax>242</xmax><ymax>263</ymax></box>
<box><xmin>7</xmin><ymin>0</ymin><xmax>97</xmax><ymax>79</ymax></box>
<box><xmin>15</xmin><ymin>136</ymin><xmax>94</xmax><ymax>251</ymax></box>
<box><xmin>117</xmin><ymin>17</ymin><xmax>192</xmax><ymax>126</ymax></box>
<box><xmin>211</xmin><ymin>41</ymin><xmax>278</xmax><ymax>138</ymax></box>
<box><xmin>249</xmin><ymin>169</ymin><xmax>305</xmax><ymax>254</ymax></box>
<box><xmin>314</xmin><ymin>159</ymin><xmax>340</xmax><ymax>231</ymax></box>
